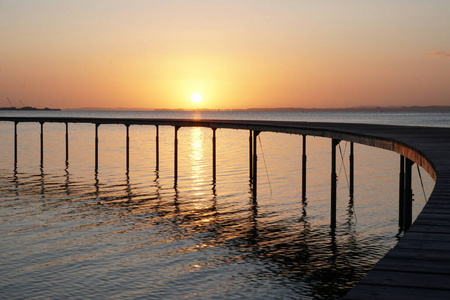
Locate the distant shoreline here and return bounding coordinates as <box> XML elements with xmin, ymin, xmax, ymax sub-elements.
<box><xmin>63</xmin><ymin>106</ymin><xmax>450</xmax><ymax>112</ymax></box>
<box><xmin>0</xmin><ymin>107</ymin><xmax>61</xmax><ymax>111</ymax></box>
<box><xmin>2</xmin><ymin>106</ymin><xmax>449</xmax><ymax>112</ymax></box>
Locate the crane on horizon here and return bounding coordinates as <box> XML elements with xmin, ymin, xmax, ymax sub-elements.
<box><xmin>7</xmin><ymin>97</ymin><xmax>13</xmax><ymax>108</ymax></box>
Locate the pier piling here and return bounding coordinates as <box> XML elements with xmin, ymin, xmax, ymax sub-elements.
<box><xmin>399</xmin><ymin>156</ymin><xmax>405</xmax><ymax>228</ymax></box>
<box><xmin>249</xmin><ymin>130</ymin><xmax>253</xmax><ymax>184</ymax></box>
<box><xmin>14</xmin><ymin>122</ymin><xmax>18</xmax><ymax>165</ymax></box>
<box><xmin>404</xmin><ymin>157</ymin><xmax>413</xmax><ymax>231</ymax></box>
<box><xmin>155</xmin><ymin>125</ymin><xmax>159</xmax><ymax>171</ymax></box>
<box><xmin>331</xmin><ymin>139</ymin><xmax>340</xmax><ymax>229</ymax></box>
<box><xmin>65</xmin><ymin>122</ymin><xmax>69</xmax><ymax>164</ymax></box>
<box><xmin>126</xmin><ymin>124</ymin><xmax>130</xmax><ymax>170</ymax></box>
<box><xmin>302</xmin><ymin>135</ymin><xmax>307</xmax><ymax>201</ymax></box>
<box><xmin>40</xmin><ymin>122</ymin><xmax>44</xmax><ymax>166</ymax></box>
<box><xmin>174</xmin><ymin>126</ymin><xmax>180</xmax><ymax>184</ymax></box>
<box><xmin>95</xmin><ymin>124</ymin><xmax>99</xmax><ymax>171</ymax></box>
<box><xmin>252</xmin><ymin>131</ymin><xmax>260</xmax><ymax>198</ymax></box>
<box><xmin>349</xmin><ymin>142</ymin><xmax>354</xmax><ymax>198</ymax></box>
<box><xmin>212</xmin><ymin>128</ymin><xmax>217</xmax><ymax>182</ymax></box>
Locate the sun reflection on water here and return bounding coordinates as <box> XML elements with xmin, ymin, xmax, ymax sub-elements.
<box><xmin>188</xmin><ymin>127</ymin><xmax>214</xmax><ymax>215</ymax></box>
<box><xmin>189</xmin><ymin>127</ymin><xmax>206</xmax><ymax>189</ymax></box>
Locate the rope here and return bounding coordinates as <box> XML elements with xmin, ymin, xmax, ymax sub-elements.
<box><xmin>258</xmin><ymin>135</ymin><xmax>272</xmax><ymax>195</ymax></box>
<box><xmin>338</xmin><ymin>142</ymin><xmax>350</xmax><ymax>190</ymax></box>
<box><xmin>416</xmin><ymin>164</ymin><xmax>427</xmax><ymax>202</ymax></box>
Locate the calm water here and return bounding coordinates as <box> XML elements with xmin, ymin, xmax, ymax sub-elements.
<box><xmin>0</xmin><ymin>111</ymin><xmax>447</xmax><ymax>299</ymax></box>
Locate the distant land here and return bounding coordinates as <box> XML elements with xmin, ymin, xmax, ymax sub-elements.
<box><xmin>65</xmin><ymin>106</ymin><xmax>450</xmax><ymax>112</ymax></box>
<box><xmin>0</xmin><ymin>106</ymin><xmax>60</xmax><ymax>111</ymax></box>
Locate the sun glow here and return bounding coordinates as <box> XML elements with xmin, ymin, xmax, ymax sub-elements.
<box><xmin>191</xmin><ymin>93</ymin><xmax>203</xmax><ymax>103</ymax></box>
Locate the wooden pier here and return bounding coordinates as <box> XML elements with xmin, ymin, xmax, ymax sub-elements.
<box><xmin>1</xmin><ymin>116</ymin><xmax>449</xmax><ymax>299</ymax></box>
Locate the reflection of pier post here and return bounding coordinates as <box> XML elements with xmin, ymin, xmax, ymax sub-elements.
<box><xmin>252</xmin><ymin>131</ymin><xmax>260</xmax><ymax>198</ymax></box>
<box><xmin>126</xmin><ymin>124</ymin><xmax>130</xmax><ymax>171</ymax></box>
<box><xmin>40</xmin><ymin>122</ymin><xmax>44</xmax><ymax>166</ymax></box>
<box><xmin>155</xmin><ymin>125</ymin><xmax>159</xmax><ymax>171</ymax></box>
<box><xmin>125</xmin><ymin>170</ymin><xmax>131</xmax><ymax>201</ymax></box>
<box><xmin>404</xmin><ymin>157</ymin><xmax>413</xmax><ymax>231</ymax></box>
<box><xmin>331</xmin><ymin>139</ymin><xmax>340</xmax><ymax>229</ymax></box>
<box><xmin>94</xmin><ymin>171</ymin><xmax>99</xmax><ymax>201</ymax></box>
<box><xmin>14</xmin><ymin>121</ymin><xmax>18</xmax><ymax>165</ymax></box>
<box><xmin>349</xmin><ymin>142</ymin><xmax>354</xmax><ymax>198</ymax></box>
<box><xmin>302</xmin><ymin>135</ymin><xmax>307</xmax><ymax>201</ymax></box>
<box><xmin>174</xmin><ymin>126</ymin><xmax>180</xmax><ymax>185</ymax></box>
<box><xmin>212</xmin><ymin>128</ymin><xmax>217</xmax><ymax>182</ymax></box>
<box><xmin>95</xmin><ymin>124</ymin><xmax>100</xmax><ymax>171</ymax></box>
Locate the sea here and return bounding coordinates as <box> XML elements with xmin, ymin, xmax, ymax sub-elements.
<box><xmin>1</xmin><ymin>110</ymin><xmax>449</xmax><ymax>299</ymax></box>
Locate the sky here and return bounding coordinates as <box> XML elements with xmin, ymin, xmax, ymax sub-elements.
<box><xmin>1</xmin><ymin>1</ymin><xmax>449</xmax><ymax>110</ymax></box>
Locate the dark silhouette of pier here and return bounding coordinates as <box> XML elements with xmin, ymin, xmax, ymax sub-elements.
<box><xmin>1</xmin><ymin>116</ymin><xmax>449</xmax><ymax>299</ymax></box>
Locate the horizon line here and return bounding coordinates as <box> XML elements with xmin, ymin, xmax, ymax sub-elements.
<box><xmin>62</xmin><ymin>105</ymin><xmax>450</xmax><ymax>112</ymax></box>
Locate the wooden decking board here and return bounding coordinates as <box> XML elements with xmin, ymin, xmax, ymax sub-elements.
<box><xmin>413</xmin><ymin>218</ymin><xmax>450</xmax><ymax>226</ymax></box>
<box><xmin>408</xmin><ymin>224</ymin><xmax>450</xmax><ymax>234</ymax></box>
<box><xmin>345</xmin><ymin>284</ymin><xmax>450</xmax><ymax>300</ymax></box>
<box><xmin>428</xmin><ymin>190</ymin><xmax>450</xmax><ymax>195</ymax></box>
<box><xmin>384</xmin><ymin>248</ymin><xmax>450</xmax><ymax>261</ymax></box>
<box><xmin>422</xmin><ymin>198</ymin><xmax>450</xmax><ymax>204</ymax></box>
<box><xmin>373</xmin><ymin>257</ymin><xmax>450</xmax><ymax>274</ymax></box>
<box><xmin>415</xmin><ymin>213</ymin><xmax>450</xmax><ymax>220</ymax></box>
<box><xmin>421</xmin><ymin>204</ymin><xmax>450</xmax><ymax>208</ymax></box>
<box><xmin>1</xmin><ymin>117</ymin><xmax>450</xmax><ymax>300</ymax></box>
<box><xmin>395</xmin><ymin>239</ymin><xmax>450</xmax><ymax>251</ymax></box>
<box><xmin>420</xmin><ymin>208</ymin><xmax>450</xmax><ymax>215</ymax></box>
<box><xmin>403</xmin><ymin>231</ymin><xmax>450</xmax><ymax>242</ymax></box>
<box><xmin>352</xmin><ymin>270</ymin><xmax>450</xmax><ymax>290</ymax></box>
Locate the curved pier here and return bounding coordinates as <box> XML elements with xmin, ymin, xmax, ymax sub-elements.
<box><xmin>1</xmin><ymin>116</ymin><xmax>449</xmax><ymax>299</ymax></box>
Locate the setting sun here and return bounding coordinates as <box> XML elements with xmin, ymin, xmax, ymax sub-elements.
<box><xmin>191</xmin><ymin>93</ymin><xmax>203</xmax><ymax>104</ymax></box>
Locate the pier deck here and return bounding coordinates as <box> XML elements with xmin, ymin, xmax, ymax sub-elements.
<box><xmin>1</xmin><ymin>116</ymin><xmax>449</xmax><ymax>299</ymax></box>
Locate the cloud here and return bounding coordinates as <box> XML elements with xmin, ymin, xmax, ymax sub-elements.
<box><xmin>428</xmin><ymin>51</ymin><xmax>450</xmax><ymax>58</ymax></box>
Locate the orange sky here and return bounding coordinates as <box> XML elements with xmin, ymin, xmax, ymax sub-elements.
<box><xmin>1</xmin><ymin>1</ymin><xmax>449</xmax><ymax>110</ymax></box>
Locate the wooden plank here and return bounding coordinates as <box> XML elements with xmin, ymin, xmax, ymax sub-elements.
<box><xmin>373</xmin><ymin>257</ymin><xmax>450</xmax><ymax>274</ymax></box>
<box><xmin>345</xmin><ymin>284</ymin><xmax>450</xmax><ymax>300</ymax></box>
<box><xmin>384</xmin><ymin>248</ymin><xmax>450</xmax><ymax>261</ymax></box>
<box><xmin>355</xmin><ymin>270</ymin><xmax>450</xmax><ymax>290</ymax></box>
<box><xmin>409</xmin><ymin>224</ymin><xmax>450</xmax><ymax>233</ymax></box>
<box><xmin>415</xmin><ymin>213</ymin><xmax>450</xmax><ymax>220</ymax></box>
<box><xmin>413</xmin><ymin>218</ymin><xmax>450</xmax><ymax>226</ymax></box>
<box><xmin>403</xmin><ymin>231</ymin><xmax>450</xmax><ymax>242</ymax></box>
<box><xmin>421</xmin><ymin>207</ymin><xmax>450</xmax><ymax>214</ymax></box>
<box><xmin>395</xmin><ymin>239</ymin><xmax>450</xmax><ymax>251</ymax></box>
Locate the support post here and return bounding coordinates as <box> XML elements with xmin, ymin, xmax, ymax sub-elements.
<box><xmin>252</xmin><ymin>131</ymin><xmax>260</xmax><ymax>198</ymax></box>
<box><xmin>302</xmin><ymin>135</ymin><xmax>307</xmax><ymax>201</ymax></box>
<box><xmin>126</xmin><ymin>124</ymin><xmax>130</xmax><ymax>171</ymax></box>
<box><xmin>331</xmin><ymin>139</ymin><xmax>340</xmax><ymax>229</ymax></box>
<box><xmin>65</xmin><ymin>122</ymin><xmax>69</xmax><ymax>164</ymax></box>
<box><xmin>399</xmin><ymin>156</ymin><xmax>405</xmax><ymax>228</ymax></box>
<box><xmin>174</xmin><ymin>126</ymin><xmax>180</xmax><ymax>184</ymax></box>
<box><xmin>155</xmin><ymin>125</ymin><xmax>159</xmax><ymax>171</ymax></box>
<box><xmin>404</xmin><ymin>158</ymin><xmax>414</xmax><ymax>231</ymax></box>
<box><xmin>349</xmin><ymin>142</ymin><xmax>354</xmax><ymax>198</ymax></box>
<box><xmin>212</xmin><ymin>128</ymin><xmax>217</xmax><ymax>182</ymax></box>
<box><xmin>95</xmin><ymin>124</ymin><xmax>99</xmax><ymax>171</ymax></box>
<box><xmin>40</xmin><ymin>122</ymin><xmax>44</xmax><ymax>166</ymax></box>
<box><xmin>14</xmin><ymin>122</ymin><xmax>18</xmax><ymax>165</ymax></box>
<box><xmin>249</xmin><ymin>130</ymin><xmax>253</xmax><ymax>184</ymax></box>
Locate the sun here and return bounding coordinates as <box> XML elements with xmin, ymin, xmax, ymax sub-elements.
<box><xmin>191</xmin><ymin>93</ymin><xmax>203</xmax><ymax>103</ymax></box>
